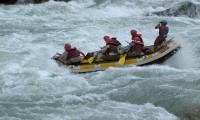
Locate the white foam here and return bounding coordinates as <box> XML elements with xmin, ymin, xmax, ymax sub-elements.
<box><xmin>1</xmin><ymin>1</ymin><xmax>200</xmax><ymax>119</ymax></box>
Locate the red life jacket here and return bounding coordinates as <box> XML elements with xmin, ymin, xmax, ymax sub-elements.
<box><xmin>132</xmin><ymin>36</ymin><xmax>144</xmax><ymax>46</ymax></box>
<box><xmin>105</xmin><ymin>43</ymin><xmax>118</xmax><ymax>55</ymax></box>
<box><xmin>111</xmin><ymin>38</ymin><xmax>122</xmax><ymax>46</ymax></box>
<box><xmin>132</xmin><ymin>34</ymin><xmax>144</xmax><ymax>43</ymax></box>
<box><xmin>130</xmin><ymin>43</ymin><xmax>143</xmax><ymax>53</ymax></box>
<box><xmin>67</xmin><ymin>47</ymin><xmax>80</xmax><ymax>60</ymax></box>
<box><xmin>115</xmin><ymin>40</ymin><xmax>121</xmax><ymax>46</ymax></box>
<box><xmin>129</xmin><ymin>37</ymin><xmax>144</xmax><ymax>53</ymax></box>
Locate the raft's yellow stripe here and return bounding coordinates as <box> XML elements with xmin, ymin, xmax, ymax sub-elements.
<box><xmin>124</xmin><ymin>59</ymin><xmax>137</xmax><ymax>65</ymax></box>
<box><xmin>82</xmin><ymin>60</ymin><xmax>88</xmax><ymax>63</ymax></box>
<box><xmin>148</xmin><ymin>54</ymin><xmax>153</xmax><ymax>59</ymax></box>
<box><xmin>100</xmin><ymin>62</ymin><xmax>116</xmax><ymax>68</ymax></box>
<box><xmin>149</xmin><ymin>46</ymin><xmax>154</xmax><ymax>52</ymax></box>
<box><xmin>80</xmin><ymin>65</ymin><xmax>95</xmax><ymax>70</ymax></box>
<box><xmin>156</xmin><ymin>51</ymin><xmax>162</xmax><ymax>55</ymax></box>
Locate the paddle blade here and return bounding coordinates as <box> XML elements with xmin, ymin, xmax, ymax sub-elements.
<box><xmin>88</xmin><ymin>57</ymin><xmax>94</xmax><ymax>64</ymax></box>
<box><xmin>118</xmin><ymin>55</ymin><xmax>126</xmax><ymax>65</ymax></box>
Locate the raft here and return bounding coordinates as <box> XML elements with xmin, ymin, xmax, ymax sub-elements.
<box><xmin>53</xmin><ymin>38</ymin><xmax>181</xmax><ymax>73</ymax></box>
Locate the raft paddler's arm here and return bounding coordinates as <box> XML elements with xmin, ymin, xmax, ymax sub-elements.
<box><xmin>101</xmin><ymin>45</ymin><xmax>109</xmax><ymax>54</ymax></box>
<box><xmin>100</xmin><ymin>45</ymin><xmax>106</xmax><ymax>49</ymax></box>
<box><xmin>155</xmin><ymin>23</ymin><xmax>161</xmax><ymax>29</ymax></box>
<box><xmin>124</xmin><ymin>45</ymin><xmax>130</xmax><ymax>53</ymax></box>
<box><xmin>129</xmin><ymin>42</ymin><xmax>135</xmax><ymax>46</ymax></box>
<box><xmin>78</xmin><ymin>50</ymin><xmax>86</xmax><ymax>58</ymax></box>
<box><xmin>155</xmin><ymin>23</ymin><xmax>165</xmax><ymax>30</ymax></box>
<box><xmin>60</xmin><ymin>51</ymin><xmax>68</xmax><ymax>60</ymax></box>
<box><xmin>56</xmin><ymin>53</ymin><xmax>61</xmax><ymax>55</ymax></box>
<box><xmin>124</xmin><ymin>42</ymin><xmax>134</xmax><ymax>53</ymax></box>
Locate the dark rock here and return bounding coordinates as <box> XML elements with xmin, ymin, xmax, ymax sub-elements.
<box><xmin>151</xmin><ymin>1</ymin><xmax>200</xmax><ymax>18</ymax></box>
<box><xmin>0</xmin><ymin>0</ymin><xmax>18</xmax><ymax>4</ymax></box>
<box><xmin>0</xmin><ymin>0</ymin><xmax>71</xmax><ymax>4</ymax></box>
<box><xmin>34</xmin><ymin>0</ymin><xmax>49</xmax><ymax>4</ymax></box>
<box><xmin>54</xmin><ymin>0</ymin><xmax>71</xmax><ymax>2</ymax></box>
<box><xmin>33</xmin><ymin>0</ymin><xmax>71</xmax><ymax>4</ymax></box>
<box><xmin>179</xmin><ymin>107</ymin><xmax>200</xmax><ymax>120</ymax></box>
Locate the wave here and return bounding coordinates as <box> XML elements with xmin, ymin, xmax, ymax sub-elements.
<box><xmin>151</xmin><ymin>1</ymin><xmax>200</xmax><ymax>18</ymax></box>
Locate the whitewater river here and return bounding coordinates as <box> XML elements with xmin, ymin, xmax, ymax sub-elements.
<box><xmin>1</xmin><ymin>0</ymin><xmax>200</xmax><ymax>119</ymax></box>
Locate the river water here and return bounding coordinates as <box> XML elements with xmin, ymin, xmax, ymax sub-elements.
<box><xmin>0</xmin><ymin>0</ymin><xmax>200</xmax><ymax>119</ymax></box>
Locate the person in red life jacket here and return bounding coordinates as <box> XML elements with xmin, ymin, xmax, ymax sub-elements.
<box><xmin>101</xmin><ymin>36</ymin><xmax>114</xmax><ymax>49</ymax></box>
<box><xmin>100</xmin><ymin>36</ymin><xmax>119</xmax><ymax>61</ymax></box>
<box><xmin>111</xmin><ymin>37</ymin><xmax>122</xmax><ymax>46</ymax></box>
<box><xmin>101</xmin><ymin>36</ymin><xmax>121</xmax><ymax>47</ymax></box>
<box><xmin>130</xmin><ymin>29</ymin><xmax>144</xmax><ymax>44</ymax></box>
<box><xmin>154</xmin><ymin>20</ymin><xmax>169</xmax><ymax>49</ymax></box>
<box><xmin>86</xmin><ymin>36</ymin><xmax>117</xmax><ymax>59</ymax></box>
<box><xmin>102</xmin><ymin>36</ymin><xmax>125</xmax><ymax>55</ymax></box>
<box><xmin>125</xmin><ymin>36</ymin><xmax>144</xmax><ymax>58</ymax></box>
<box><xmin>121</xmin><ymin>29</ymin><xmax>144</xmax><ymax>56</ymax></box>
<box><xmin>87</xmin><ymin>36</ymin><xmax>120</xmax><ymax>61</ymax></box>
<box><xmin>55</xmin><ymin>43</ymin><xmax>85</xmax><ymax>65</ymax></box>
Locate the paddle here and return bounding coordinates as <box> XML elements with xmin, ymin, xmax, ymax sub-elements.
<box><xmin>88</xmin><ymin>46</ymin><xmax>105</xmax><ymax>64</ymax></box>
<box><xmin>125</xmin><ymin>40</ymin><xmax>129</xmax><ymax>44</ymax></box>
<box><xmin>166</xmin><ymin>37</ymin><xmax>175</xmax><ymax>43</ymax></box>
<box><xmin>88</xmin><ymin>56</ymin><xmax>94</xmax><ymax>64</ymax></box>
<box><xmin>117</xmin><ymin>40</ymin><xmax>131</xmax><ymax>65</ymax></box>
<box><xmin>118</xmin><ymin>54</ymin><xmax>127</xmax><ymax>65</ymax></box>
